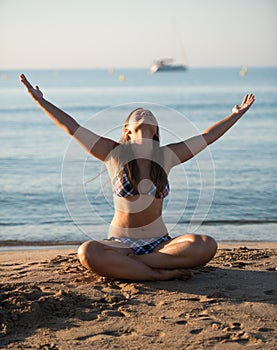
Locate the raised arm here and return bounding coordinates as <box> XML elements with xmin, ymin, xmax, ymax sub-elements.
<box><xmin>20</xmin><ymin>74</ymin><xmax>118</xmax><ymax>161</ymax></box>
<box><xmin>167</xmin><ymin>94</ymin><xmax>255</xmax><ymax>166</ymax></box>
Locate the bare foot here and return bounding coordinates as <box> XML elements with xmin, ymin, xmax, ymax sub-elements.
<box><xmin>154</xmin><ymin>268</ymin><xmax>193</xmax><ymax>281</ymax></box>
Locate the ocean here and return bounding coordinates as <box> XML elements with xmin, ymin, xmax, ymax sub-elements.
<box><xmin>1</xmin><ymin>67</ymin><xmax>276</xmax><ymax>246</ymax></box>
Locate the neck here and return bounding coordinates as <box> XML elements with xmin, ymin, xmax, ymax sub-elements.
<box><xmin>130</xmin><ymin>141</ymin><xmax>154</xmax><ymax>159</ymax></box>
<box><xmin>130</xmin><ymin>129</ymin><xmax>154</xmax><ymax>143</ymax></box>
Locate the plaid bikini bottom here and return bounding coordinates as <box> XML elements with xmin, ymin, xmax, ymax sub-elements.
<box><xmin>105</xmin><ymin>234</ymin><xmax>171</xmax><ymax>255</ymax></box>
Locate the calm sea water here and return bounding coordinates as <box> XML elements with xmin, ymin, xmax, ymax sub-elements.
<box><xmin>1</xmin><ymin>68</ymin><xmax>277</xmax><ymax>244</ymax></box>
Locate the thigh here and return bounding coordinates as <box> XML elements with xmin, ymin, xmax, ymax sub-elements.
<box><xmin>79</xmin><ymin>239</ymin><xmax>133</xmax><ymax>261</ymax></box>
<box><xmin>152</xmin><ymin>234</ymin><xmax>198</xmax><ymax>252</ymax></box>
<box><xmin>153</xmin><ymin>233</ymin><xmax>217</xmax><ymax>258</ymax></box>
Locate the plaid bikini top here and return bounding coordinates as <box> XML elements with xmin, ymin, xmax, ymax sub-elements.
<box><xmin>113</xmin><ymin>168</ymin><xmax>170</xmax><ymax>199</ymax></box>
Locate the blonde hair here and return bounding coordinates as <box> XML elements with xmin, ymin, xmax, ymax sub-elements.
<box><xmin>117</xmin><ymin>108</ymin><xmax>168</xmax><ymax>193</ymax></box>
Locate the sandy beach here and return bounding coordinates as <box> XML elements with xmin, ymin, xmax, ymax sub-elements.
<box><xmin>0</xmin><ymin>243</ymin><xmax>276</xmax><ymax>349</ymax></box>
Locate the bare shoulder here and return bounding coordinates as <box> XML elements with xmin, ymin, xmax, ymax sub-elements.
<box><xmin>161</xmin><ymin>145</ymin><xmax>181</xmax><ymax>172</ymax></box>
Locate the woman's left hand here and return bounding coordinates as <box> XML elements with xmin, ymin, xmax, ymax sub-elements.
<box><xmin>232</xmin><ymin>93</ymin><xmax>255</xmax><ymax>116</ymax></box>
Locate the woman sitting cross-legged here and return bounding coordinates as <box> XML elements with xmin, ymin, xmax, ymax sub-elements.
<box><xmin>20</xmin><ymin>73</ymin><xmax>255</xmax><ymax>281</ymax></box>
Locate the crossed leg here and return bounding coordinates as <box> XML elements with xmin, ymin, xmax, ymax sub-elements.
<box><xmin>136</xmin><ymin>234</ymin><xmax>218</xmax><ymax>269</ymax></box>
<box><xmin>78</xmin><ymin>234</ymin><xmax>217</xmax><ymax>281</ymax></box>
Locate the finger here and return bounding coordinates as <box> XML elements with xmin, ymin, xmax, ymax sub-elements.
<box><xmin>242</xmin><ymin>94</ymin><xmax>248</xmax><ymax>105</ymax></box>
<box><xmin>247</xmin><ymin>94</ymin><xmax>255</xmax><ymax>104</ymax></box>
<box><xmin>20</xmin><ymin>75</ymin><xmax>33</xmax><ymax>90</ymax></box>
<box><xmin>248</xmin><ymin>95</ymin><xmax>255</xmax><ymax>106</ymax></box>
<box><xmin>20</xmin><ymin>73</ymin><xmax>29</xmax><ymax>84</ymax></box>
<box><xmin>242</xmin><ymin>95</ymin><xmax>255</xmax><ymax>110</ymax></box>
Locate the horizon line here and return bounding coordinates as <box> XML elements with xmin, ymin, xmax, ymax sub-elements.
<box><xmin>1</xmin><ymin>65</ymin><xmax>277</xmax><ymax>71</ymax></box>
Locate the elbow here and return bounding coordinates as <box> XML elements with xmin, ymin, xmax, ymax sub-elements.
<box><xmin>65</xmin><ymin>123</ymin><xmax>80</xmax><ymax>136</ymax></box>
<box><xmin>202</xmin><ymin>131</ymin><xmax>219</xmax><ymax>146</ymax></box>
<box><xmin>201</xmin><ymin>132</ymin><xmax>212</xmax><ymax>145</ymax></box>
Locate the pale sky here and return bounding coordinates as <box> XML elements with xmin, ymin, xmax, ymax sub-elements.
<box><xmin>0</xmin><ymin>0</ymin><xmax>276</xmax><ymax>69</ymax></box>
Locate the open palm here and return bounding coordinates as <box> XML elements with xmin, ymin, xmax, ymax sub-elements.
<box><xmin>232</xmin><ymin>94</ymin><xmax>255</xmax><ymax>116</ymax></box>
<box><xmin>20</xmin><ymin>74</ymin><xmax>43</xmax><ymax>101</ymax></box>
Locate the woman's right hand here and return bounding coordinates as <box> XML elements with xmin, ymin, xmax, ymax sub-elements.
<box><xmin>20</xmin><ymin>74</ymin><xmax>43</xmax><ymax>101</ymax></box>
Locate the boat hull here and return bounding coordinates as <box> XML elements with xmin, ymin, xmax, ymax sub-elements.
<box><xmin>151</xmin><ymin>63</ymin><xmax>187</xmax><ymax>73</ymax></box>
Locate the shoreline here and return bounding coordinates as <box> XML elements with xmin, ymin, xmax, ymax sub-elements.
<box><xmin>0</xmin><ymin>240</ymin><xmax>277</xmax><ymax>252</ymax></box>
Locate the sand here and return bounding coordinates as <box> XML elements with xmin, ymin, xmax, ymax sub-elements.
<box><xmin>0</xmin><ymin>243</ymin><xmax>276</xmax><ymax>349</ymax></box>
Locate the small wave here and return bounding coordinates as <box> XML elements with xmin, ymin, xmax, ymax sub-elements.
<box><xmin>2</xmin><ymin>219</ymin><xmax>276</xmax><ymax>227</ymax></box>
<box><xmin>0</xmin><ymin>107</ymin><xmax>39</xmax><ymax>113</ymax></box>
<box><xmin>181</xmin><ymin>220</ymin><xmax>277</xmax><ymax>225</ymax></box>
<box><xmin>0</xmin><ymin>222</ymin><xmax>28</xmax><ymax>226</ymax></box>
<box><xmin>0</xmin><ymin>105</ymin><xmax>109</xmax><ymax>114</ymax></box>
<box><xmin>0</xmin><ymin>220</ymin><xmax>73</xmax><ymax>226</ymax></box>
<box><xmin>0</xmin><ymin>240</ymin><xmax>82</xmax><ymax>247</ymax></box>
<box><xmin>39</xmin><ymin>219</ymin><xmax>73</xmax><ymax>225</ymax></box>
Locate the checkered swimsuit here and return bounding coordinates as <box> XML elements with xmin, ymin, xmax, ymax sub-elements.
<box><xmin>113</xmin><ymin>168</ymin><xmax>170</xmax><ymax>199</ymax></box>
<box><xmin>108</xmin><ymin>235</ymin><xmax>171</xmax><ymax>255</ymax></box>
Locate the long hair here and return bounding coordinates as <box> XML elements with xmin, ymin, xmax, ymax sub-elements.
<box><xmin>117</xmin><ymin>108</ymin><xmax>168</xmax><ymax>194</ymax></box>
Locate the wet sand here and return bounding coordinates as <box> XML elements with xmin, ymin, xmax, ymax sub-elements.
<box><xmin>0</xmin><ymin>243</ymin><xmax>276</xmax><ymax>349</ymax></box>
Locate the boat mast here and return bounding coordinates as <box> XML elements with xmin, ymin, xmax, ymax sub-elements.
<box><xmin>171</xmin><ymin>17</ymin><xmax>177</xmax><ymax>62</ymax></box>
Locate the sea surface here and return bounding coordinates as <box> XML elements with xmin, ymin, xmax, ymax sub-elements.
<box><xmin>1</xmin><ymin>67</ymin><xmax>277</xmax><ymax>245</ymax></box>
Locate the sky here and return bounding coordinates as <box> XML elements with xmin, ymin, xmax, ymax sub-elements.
<box><xmin>0</xmin><ymin>0</ymin><xmax>276</xmax><ymax>69</ymax></box>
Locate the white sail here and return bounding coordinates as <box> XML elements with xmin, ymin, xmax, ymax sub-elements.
<box><xmin>150</xmin><ymin>19</ymin><xmax>188</xmax><ymax>73</ymax></box>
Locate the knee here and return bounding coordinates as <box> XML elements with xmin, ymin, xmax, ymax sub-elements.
<box><xmin>188</xmin><ymin>234</ymin><xmax>217</xmax><ymax>260</ymax></box>
<box><xmin>202</xmin><ymin>234</ymin><xmax>217</xmax><ymax>250</ymax></box>
<box><xmin>78</xmin><ymin>240</ymin><xmax>102</xmax><ymax>271</ymax></box>
<box><xmin>200</xmin><ymin>234</ymin><xmax>218</xmax><ymax>260</ymax></box>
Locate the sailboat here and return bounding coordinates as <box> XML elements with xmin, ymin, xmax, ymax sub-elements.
<box><xmin>150</xmin><ymin>19</ymin><xmax>188</xmax><ymax>73</ymax></box>
<box><xmin>150</xmin><ymin>58</ymin><xmax>187</xmax><ymax>73</ymax></box>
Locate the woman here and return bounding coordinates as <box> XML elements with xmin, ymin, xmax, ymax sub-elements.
<box><xmin>20</xmin><ymin>74</ymin><xmax>255</xmax><ymax>281</ymax></box>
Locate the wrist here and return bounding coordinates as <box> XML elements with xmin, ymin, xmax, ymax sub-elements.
<box><xmin>230</xmin><ymin>111</ymin><xmax>243</xmax><ymax>119</ymax></box>
<box><xmin>35</xmin><ymin>96</ymin><xmax>45</xmax><ymax>105</ymax></box>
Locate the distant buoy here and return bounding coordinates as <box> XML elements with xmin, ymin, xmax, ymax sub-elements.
<box><xmin>119</xmin><ymin>74</ymin><xmax>125</xmax><ymax>82</ymax></box>
<box><xmin>1</xmin><ymin>74</ymin><xmax>8</xmax><ymax>81</ymax></box>
<box><xmin>239</xmin><ymin>66</ymin><xmax>248</xmax><ymax>77</ymax></box>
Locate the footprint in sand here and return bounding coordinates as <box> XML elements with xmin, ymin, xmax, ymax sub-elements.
<box><xmin>175</xmin><ymin>320</ymin><xmax>187</xmax><ymax>325</ymax></box>
<box><xmin>27</xmin><ymin>262</ymin><xmax>39</xmax><ymax>266</ymax></box>
<box><xmin>258</xmin><ymin>327</ymin><xmax>274</xmax><ymax>332</ymax></box>
<box><xmin>190</xmin><ymin>328</ymin><xmax>203</xmax><ymax>334</ymax></box>
<box><xmin>230</xmin><ymin>322</ymin><xmax>243</xmax><ymax>331</ymax></box>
